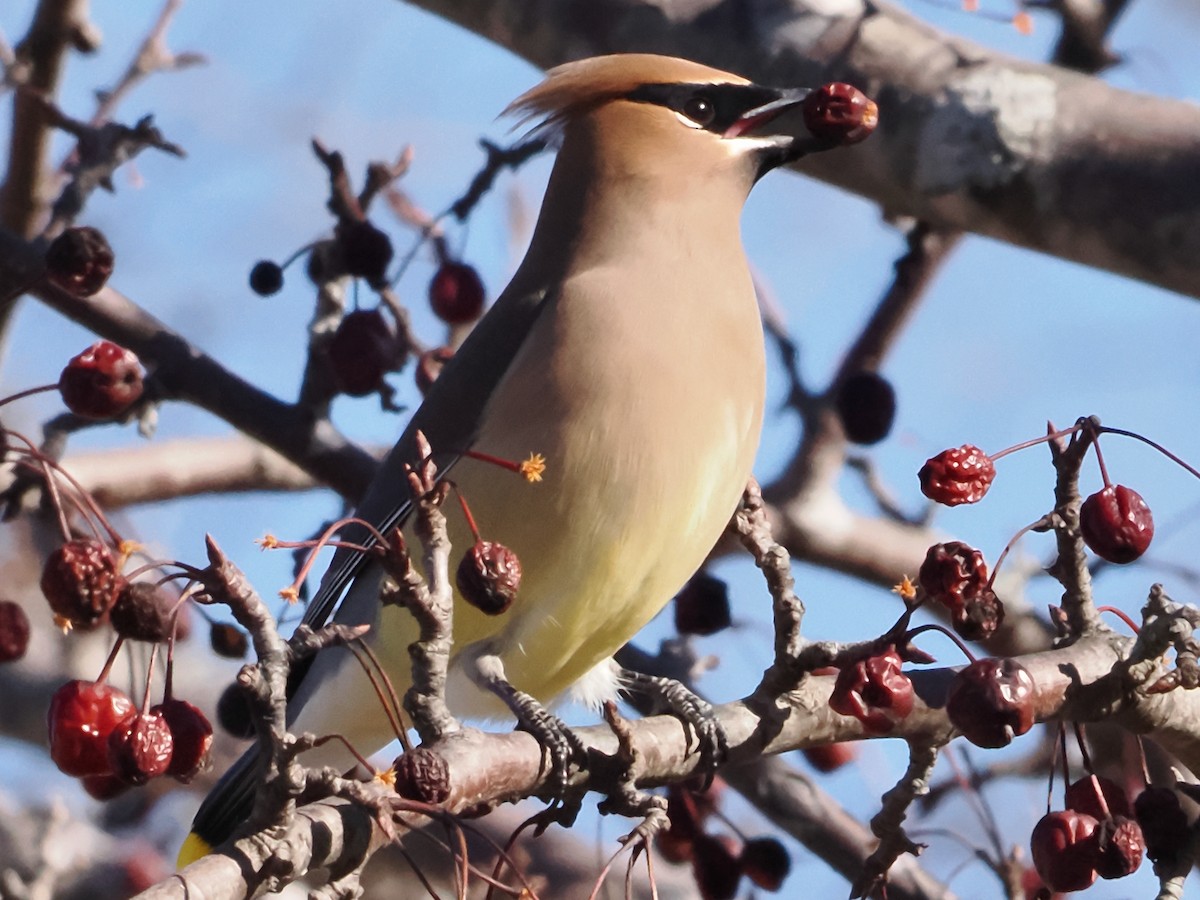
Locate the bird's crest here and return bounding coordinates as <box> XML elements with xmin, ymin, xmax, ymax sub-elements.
<box><xmin>504</xmin><ymin>54</ymin><xmax>749</xmax><ymax>136</ymax></box>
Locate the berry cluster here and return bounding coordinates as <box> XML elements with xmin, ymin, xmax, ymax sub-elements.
<box><xmin>656</xmin><ymin>779</ymin><xmax>791</xmax><ymax>898</ymax></box>
<box><xmin>918</xmin><ymin>541</ymin><xmax>1004</xmax><ymax>641</ymax></box>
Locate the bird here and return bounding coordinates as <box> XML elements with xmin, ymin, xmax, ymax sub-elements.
<box><xmin>181</xmin><ymin>52</ymin><xmax>822</xmax><ymax>867</ymax></box>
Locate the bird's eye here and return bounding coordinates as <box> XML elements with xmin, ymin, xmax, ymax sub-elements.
<box><xmin>682</xmin><ymin>94</ymin><xmax>715</xmax><ymax>126</ymax></box>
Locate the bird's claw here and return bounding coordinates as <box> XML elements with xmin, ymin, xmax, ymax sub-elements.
<box><xmin>621</xmin><ymin>670</ymin><xmax>728</xmax><ymax>785</ymax></box>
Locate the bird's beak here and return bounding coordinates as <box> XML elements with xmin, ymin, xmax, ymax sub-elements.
<box><xmin>722</xmin><ymin>88</ymin><xmax>810</xmax><ymax>139</ymax></box>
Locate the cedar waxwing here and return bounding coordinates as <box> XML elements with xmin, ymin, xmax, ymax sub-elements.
<box><xmin>181</xmin><ymin>53</ymin><xmax>823</xmax><ymax>866</ymax></box>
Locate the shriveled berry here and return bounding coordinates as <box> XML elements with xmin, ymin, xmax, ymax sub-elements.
<box><xmin>59</xmin><ymin>340</ymin><xmax>144</xmax><ymax>419</ymax></box>
<box><xmin>829</xmin><ymin>646</ymin><xmax>914</xmax><ymax>735</ymax></box>
<box><xmin>1094</xmin><ymin>815</ymin><xmax>1144</xmax><ymax>879</ymax></box>
<box><xmin>108</xmin><ymin>710</ymin><xmax>174</xmax><ymax>785</ymax></box>
<box><xmin>216</xmin><ymin>682</ymin><xmax>256</xmax><ymax>739</ymax></box>
<box><xmin>152</xmin><ymin>698</ymin><xmax>213</xmax><ymax>782</ymax></box>
<box><xmin>248</xmin><ymin>260</ymin><xmax>284</xmax><ymax>296</ymax></box>
<box><xmin>456</xmin><ymin>541</ymin><xmax>521</xmax><ymax>615</ymax></box>
<box><xmin>802</xmin><ymin>83</ymin><xmax>878</xmax><ymax>145</ymax></box>
<box><xmin>0</xmin><ymin>599</ymin><xmax>31</xmax><ymax>662</ymax></box>
<box><xmin>209</xmin><ymin>622</ymin><xmax>249</xmax><ymax>659</ymax></box>
<box><xmin>81</xmin><ymin>772</ymin><xmax>131</xmax><ymax>800</ymax></box>
<box><xmin>44</xmin><ymin>226</ymin><xmax>114</xmax><ymax>296</ymax></box>
<box><xmin>1134</xmin><ymin>787</ymin><xmax>1188</xmax><ymax>864</ymax></box>
<box><xmin>919</xmin><ymin>542</ymin><xmax>988</xmax><ymax>610</ymax></box>
<box><xmin>946</xmin><ymin>657</ymin><xmax>1035</xmax><ymax>748</ymax></box>
<box><xmin>1065</xmin><ymin>775</ymin><xmax>1132</xmax><ymax>821</ymax></box>
<box><xmin>327</xmin><ymin>308</ymin><xmax>400</xmax><ymax>397</ymax></box>
<box><xmin>835</xmin><ymin>371</ymin><xmax>896</xmax><ymax>445</ymax></box>
<box><xmin>673</xmin><ymin>572</ymin><xmax>732</xmax><ymax>637</ymax></box>
<box><xmin>1031</xmin><ymin>810</ymin><xmax>1100</xmax><ymax>893</ymax></box>
<box><xmin>47</xmin><ymin>680</ymin><xmax>135</xmax><ymax>776</ymax></box>
<box><xmin>919</xmin><ymin>445</ymin><xmax>995</xmax><ymax>506</ymax></box>
<box><xmin>40</xmin><ymin>539</ymin><xmax>124</xmax><ymax>627</ymax></box>
<box><xmin>337</xmin><ymin>220</ymin><xmax>394</xmax><ymax>288</ymax></box>
<box><xmin>1080</xmin><ymin>484</ymin><xmax>1154</xmax><ymax>564</ymax></box>
<box><xmin>429</xmin><ymin>261</ymin><xmax>485</xmax><ymax>324</ymax></box>
<box><xmin>802</xmin><ymin>741</ymin><xmax>859</xmax><ymax>773</ymax></box>
<box><xmin>393</xmin><ymin>747</ymin><xmax>451</xmax><ymax>804</ymax></box>
<box><xmin>740</xmin><ymin>836</ymin><xmax>790</xmax><ymax>891</ymax></box>
<box><xmin>415</xmin><ymin>345</ymin><xmax>454</xmax><ymax>396</ymax></box>
<box><xmin>110</xmin><ymin>582</ymin><xmax>174</xmax><ymax>643</ymax></box>
<box><xmin>692</xmin><ymin>833</ymin><xmax>742</xmax><ymax>900</ymax></box>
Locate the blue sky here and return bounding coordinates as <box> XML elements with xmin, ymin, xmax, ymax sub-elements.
<box><xmin>3</xmin><ymin>0</ymin><xmax>1199</xmax><ymax>896</ymax></box>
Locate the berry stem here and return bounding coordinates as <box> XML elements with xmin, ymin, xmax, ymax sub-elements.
<box><xmin>346</xmin><ymin>639</ymin><xmax>412</xmax><ymax>752</ymax></box>
<box><xmin>279</xmin><ymin>240</ymin><xmax>322</xmax><ymax>272</ymax></box>
<box><xmin>140</xmin><ymin>643</ymin><xmax>160</xmax><ymax>714</ymax></box>
<box><xmin>1096</xmin><ymin>605</ymin><xmax>1141</xmax><ymax>635</ymax></box>
<box><xmin>904</xmin><ymin>623</ymin><xmax>977</xmax><ymax>664</ymax></box>
<box><xmin>988</xmin><ymin>423</ymin><xmax>1084</xmax><ymax>462</ymax></box>
<box><xmin>96</xmin><ymin>636</ymin><xmax>126</xmax><ymax>685</ymax></box>
<box><xmin>453</xmin><ymin>486</ymin><xmax>483</xmax><ymax>543</ymax></box>
<box><xmin>277</xmin><ymin>516</ymin><xmax>393</xmax><ymax>602</ymax></box>
<box><xmin>1091</xmin><ymin>432</ymin><xmax>1113</xmax><ymax>489</ymax></box>
<box><xmin>1099</xmin><ymin>425</ymin><xmax>1200</xmax><ymax>482</ymax></box>
<box><xmin>0</xmin><ymin>383</ymin><xmax>58</xmax><ymax>409</ymax></box>
<box><xmin>986</xmin><ymin>515</ymin><xmax>1051</xmax><ymax>591</ymax></box>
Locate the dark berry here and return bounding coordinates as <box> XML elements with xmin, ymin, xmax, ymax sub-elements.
<box><xmin>456</xmin><ymin>541</ymin><xmax>521</xmax><ymax>615</ymax></box>
<box><xmin>1080</xmin><ymin>484</ymin><xmax>1154</xmax><ymax>564</ymax></box>
<box><xmin>47</xmin><ymin>680</ymin><xmax>135</xmax><ymax>776</ymax></box>
<box><xmin>44</xmin><ymin>226</ymin><xmax>114</xmax><ymax>296</ymax></box>
<box><xmin>673</xmin><ymin>572</ymin><xmax>732</xmax><ymax>637</ymax></box>
<box><xmin>0</xmin><ymin>599</ymin><xmax>31</xmax><ymax>662</ymax></box>
<box><xmin>946</xmin><ymin>657</ymin><xmax>1036</xmax><ymax>748</ymax></box>
<box><xmin>919</xmin><ymin>445</ymin><xmax>995</xmax><ymax>506</ymax></box>
<box><xmin>209</xmin><ymin>622</ymin><xmax>249</xmax><ymax>659</ymax></box>
<box><xmin>108</xmin><ymin>710</ymin><xmax>174</xmax><ymax>785</ymax></box>
<box><xmin>392</xmin><ymin>747</ymin><xmax>451</xmax><ymax>804</ymax></box>
<box><xmin>835</xmin><ymin>372</ymin><xmax>896</xmax><ymax>445</ymax></box>
<box><xmin>829</xmin><ymin>646</ymin><xmax>914</xmax><ymax>735</ymax></box>
<box><xmin>337</xmin><ymin>220</ymin><xmax>394</xmax><ymax>288</ymax></box>
<box><xmin>327</xmin><ymin>308</ymin><xmax>400</xmax><ymax>397</ymax></box>
<box><xmin>1094</xmin><ymin>815</ymin><xmax>1144</xmax><ymax>879</ymax></box>
<box><xmin>802</xmin><ymin>742</ymin><xmax>859</xmax><ymax>773</ymax></box>
<box><xmin>429</xmin><ymin>261</ymin><xmax>485</xmax><ymax>325</ymax></box>
<box><xmin>1065</xmin><ymin>775</ymin><xmax>1132</xmax><ymax>821</ymax></box>
<box><xmin>40</xmin><ymin>539</ymin><xmax>124</xmax><ymax>627</ymax></box>
<box><xmin>740</xmin><ymin>837</ymin><xmax>790</xmax><ymax>891</ymax></box>
<box><xmin>152</xmin><ymin>698</ymin><xmax>213</xmax><ymax>782</ymax></box>
<box><xmin>692</xmin><ymin>833</ymin><xmax>742</xmax><ymax>900</ymax></box>
<box><xmin>59</xmin><ymin>340</ymin><xmax>144</xmax><ymax>419</ymax></box>
<box><xmin>248</xmin><ymin>260</ymin><xmax>284</xmax><ymax>296</ymax></box>
<box><xmin>802</xmin><ymin>83</ymin><xmax>878</xmax><ymax>145</ymax></box>
<box><xmin>1134</xmin><ymin>787</ymin><xmax>1188</xmax><ymax>864</ymax></box>
<box><xmin>1030</xmin><ymin>810</ymin><xmax>1099</xmax><ymax>893</ymax></box>
<box><xmin>110</xmin><ymin>582</ymin><xmax>175</xmax><ymax>643</ymax></box>
<box><xmin>415</xmin><ymin>345</ymin><xmax>454</xmax><ymax>396</ymax></box>
<box><xmin>216</xmin><ymin>682</ymin><xmax>256</xmax><ymax>739</ymax></box>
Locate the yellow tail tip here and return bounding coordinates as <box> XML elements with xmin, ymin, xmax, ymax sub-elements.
<box><xmin>177</xmin><ymin>832</ymin><xmax>212</xmax><ymax>869</ymax></box>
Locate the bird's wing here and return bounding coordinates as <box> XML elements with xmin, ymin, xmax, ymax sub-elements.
<box><xmin>299</xmin><ymin>280</ymin><xmax>555</xmax><ymax>633</ymax></box>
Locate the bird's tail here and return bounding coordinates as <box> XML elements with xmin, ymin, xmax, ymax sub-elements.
<box><xmin>177</xmin><ymin>744</ymin><xmax>259</xmax><ymax>868</ymax></box>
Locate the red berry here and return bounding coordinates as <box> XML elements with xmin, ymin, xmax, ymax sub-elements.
<box><xmin>802</xmin><ymin>83</ymin><xmax>878</xmax><ymax>145</ymax></box>
<box><xmin>919</xmin><ymin>541</ymin><xmax>988</xmax><ymax>610</ymax></box>
<box><xmin>59</xmin><ymin>340</ymin><xmax>144</xmax><ymax>419</ymax></box>
<box><xmin>209</xmin><ymin>622</ymin><xmax>249</xmax><ymax>659</ymax></box>
<box><xmin>673</xmin><ymin>572</ymin><xmax>732</xmax><ymax>637</ymax></box>
<box><xmin>691</xmin><ymin>833</ymin><xmax>742</xmax><ymax>900</ymax></box>
<box><xmin>108</xmin><ymin>710</ymin><xmax>174</xmax><ymax>785</ymax></box>
<box><xmin>1065</xmin><ymin>775</ymin><xmax>1132</xmax><ymax>821</ymax></box>
<box><xmin>1134</xmin><ymin>787</ymin><xmax>1188</xmax><ymax>864</ymax></box>
<box><xmin>81</xmin><ymin>772</ymin><xmax>131</xmax><ymax>800</ymax></box>
<box><xmin>40</xmin><ymin>539</ymin><xmax>124</xmax><ymax>628</ymax></box>
<box><xmin>0</xmin><ymin>599</ymin><xmax>31</xmax><ymax>662</ymax></box>
<box><xmin>829</xmin><ymin>646</ymin><xmax>914</xmax><ymax>735</ymax></box>
<box><xmin>47</xmin><ymin>680</ymin><xmax>135</xmax><ymax>776</ymax></box>
<box><xmin>456</xmin><ymin>541</ymin><xmax>521</xmax><ymax>615</ymax></box>
<box><xmin>946</xmin><ymin>657</ymin><xmax>1035</xmax><ymax>748</ymax></box>
<box><xmin>835</xmin><ymin>371</ymin><xmax>896</xmax><ymax>446</ymax></box>
<box><xmin>392</xmin><ymin>747</ymin><xmax>451</xmax><ymax>804</ymax></box>
<box><xmin>337</xmin><ymin>220</ymin><xmax>394</xmax><ymax>288</ymax></box>
<box><xmin>327</xmin><ymin>309</ymin><xmax>400</xmax><ymax>397</ymax></box>
<box><xmin>802</xmin><ymin>742</ymin><xmax>859</xmax><ymax>773</ymax></box>
<box><xmin>44</xmin><ymin>226</ymin><xmax>114</xmax><ymax>296</ymax></box>
<box><xmin>919</xmin><ymin>445</ymin><xmax>995</xmax><ymax>506</ymax></box>
<box><xmin>1080</xmin><ymin>484</ymin><xmax>1153</xmax><ymax>564</ymax></box>
<box><xmin>152</xmin><ymin>698</ymin><xmax>213</xmax><ymax>782</ymax></box>
<box><xmin>1094</xmin><ymin>815</ymin><xmax>1144</xmax><ymax>879</ymax></box>
<box><xmin>415</xmin><ymin>345</ymin><xmax>454</xmax><ymax>396</ymax></box>
<box><xmin>1031</xmin><ymin>810</ymin><xmax>1100</xmax><ymax>893</ymax></box>
<box><xmin>429</xmin><ymin>261</ymin><xmax>485</xmax><ymax>324</ymax></box>
<box><xmin>249</xmin><ymin>260</ymin><xmax>284</xmax><ymax>296</ymax></box>
<box><xmin>740</xmin><ymin>837</ymin><xmax>791</xmax><ymax>891</ymax></box>
<box><xmin>110</xmin><ymin>581</ymin><xmax>175</xmax><ymax>643</ymax></box>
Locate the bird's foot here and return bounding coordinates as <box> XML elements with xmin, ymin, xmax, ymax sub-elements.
<box><xmin>619</xmin><ymin>669</ymin><xmax>728</xmax><ymax>783</ymax></box>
